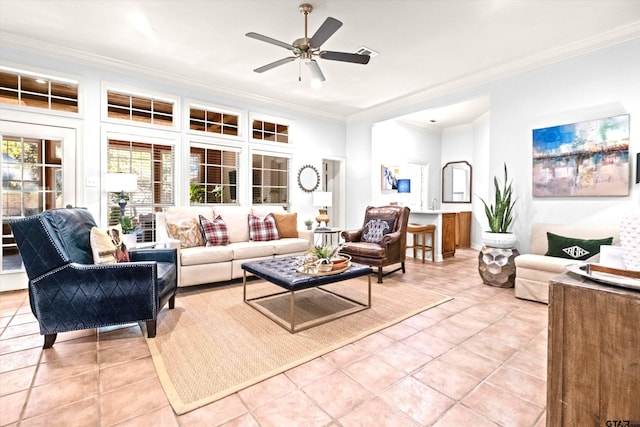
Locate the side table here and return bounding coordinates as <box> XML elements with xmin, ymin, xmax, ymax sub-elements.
<box><xmin>314</xmin><ymin>227</ymin><xmax>341</xmax><ymax>246</ymax></box>
<box><xmin>478</xmin><ymin>246</ymin><xmax>519</xmax><ymax>288</ymax></box>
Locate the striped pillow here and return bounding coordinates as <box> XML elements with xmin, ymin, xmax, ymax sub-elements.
<box><xmin>199</xmin><ymin>215</ymin><xmax>230</xmax><ymax>246</ymax></box>
<box><xmin>249</xmin><ymin>213</ymin><xmax>280</xmax><ymax>241</ymax></box>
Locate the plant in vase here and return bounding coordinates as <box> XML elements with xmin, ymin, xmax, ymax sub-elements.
<box><xmin>120</xmin><ymin>216</ymin><xmax>139</xmax><ymax>248</ymax></box>
<box><xmin>479</xmin><ymin>163</ymin><xmax>517</xmax><ymax>248</ymax></box>
<box><xmin>309</xmin><ymin>244</ymin><xmax>343</xmax><ymax>272</ymax></box>
<box><xmin>304</xmin><ymin>219</ymin><xmax>313</xmax><ymax>230</ymax></box>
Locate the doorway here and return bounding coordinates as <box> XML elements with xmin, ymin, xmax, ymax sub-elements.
<box><xmin>1</xmin><ymin>121</ymin><xmax>77</xmax><ymax>291</ymax></box>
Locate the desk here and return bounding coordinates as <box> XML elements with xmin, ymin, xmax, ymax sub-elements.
<box><xmin>314</xmin><ymin>227</ymin><xmax>341</xmax><ymax>246</ymax></box>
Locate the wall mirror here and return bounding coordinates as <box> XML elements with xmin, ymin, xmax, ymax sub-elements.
<box><xmin>297</xmin><ymin>164</ymin><xmax>320</xmax><ymax>192</ymax></box>
<box><xmin>442</xmin><ymin>161</ymin><xmax>472</xmax><ymax>203</ymax></box>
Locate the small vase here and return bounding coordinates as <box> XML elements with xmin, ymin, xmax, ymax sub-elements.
<box><xmin>481</xmin><ymin>232</ymin><xmax>517</xmax><ymax>249</ymax></box>
<box><xmin>620</xmin><ymin>208</ymin><xmax>640</xmax><ymax>271</ymax></box>
<box><xmin>122</xmin><ymin>233</ymin><xmax>138</xmax><ymax>249</ymax></box>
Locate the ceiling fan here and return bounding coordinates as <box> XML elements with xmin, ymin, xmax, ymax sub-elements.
<box><xmin>246</xmin><ymin>3</ymin><xmax>370</xmax><ymax>84</ymax></box>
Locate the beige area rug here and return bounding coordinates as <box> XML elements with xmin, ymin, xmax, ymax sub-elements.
<box><xmin>146</xmin><ymin>277</ymin><xmax>452</xmax><ymax>415</ymax></box>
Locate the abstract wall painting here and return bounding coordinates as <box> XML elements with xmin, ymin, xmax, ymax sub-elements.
<box><xmin>532</xmin><ymin>114</ymin><xmax>630</xmax><ymax>197</ymax></box>
<box><xmin>381</xmin><ymin>165</ymin><xmax>400</xmax><ymax>190</ymax></box>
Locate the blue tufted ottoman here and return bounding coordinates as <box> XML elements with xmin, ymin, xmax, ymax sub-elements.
<box><xmin>242</xmin><ymin>256</ymin><xmax>373</xmax><ymax>333</ymax></box>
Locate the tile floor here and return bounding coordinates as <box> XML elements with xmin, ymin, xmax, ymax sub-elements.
<box><xmin>0</xmin><ymin>249</ymin><xmax>548</xmax><ymax>426</ymax></box>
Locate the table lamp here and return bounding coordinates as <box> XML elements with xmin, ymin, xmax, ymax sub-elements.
<box><xmin>313</xmin><ymin>191</ymin><xmax>332</xmax><ymax>228</ymax></box>
<box><xmin>105</xmin><ymin>173</ymin><xmax>138</xmax><ymax>219</ymax></box>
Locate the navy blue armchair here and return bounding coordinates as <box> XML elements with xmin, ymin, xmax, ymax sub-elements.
<box><xmin>9</xmin><ymin>208</ymin><xmax>177</xmax><ymax>348</ymax></box>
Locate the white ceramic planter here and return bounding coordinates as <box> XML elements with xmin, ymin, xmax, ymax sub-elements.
<box><xmin>620</xmin><ymin>208</ymin><xmax>640</xmax><ymax>271</ymax></box>
<box><xmin>482</xmin><ymin>232</ymin><xmax>517</xmax><ymax>249</ymax></box>
<box><xmin>122</xmin><ymin>233</ymin><xmax>138</xmax><ymax>249</ymax></box>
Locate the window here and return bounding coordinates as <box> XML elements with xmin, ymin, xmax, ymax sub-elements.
<box><xmin>0</xmin><ymin>68</ymin><xmax>78</xmax><ymax>113</ymax></box>
<box><xmin>106</xmin><ymin>89</ymin><xmax>175</xmax><ymax>128</ymax></box>
<box><xmin>107</xmin><ymin>139</ymin><xmax>175</xmax><ymax>241</ymax></box>
<box><xmin>2</xmin><ymin>136</ymin><xmax>63</xmax><ymax>270</ymax></box>
<box><xmin>251</xmin><ymin>118</ymin><xmax>290</xmax><ymax>143</ymax></box>
<box><xmin>189</xmin><ymin>105</ymin><xmax>240</xmax><ymax>137</ymax></box>
<box><xmin>252</xmin><ymin>153</ymin><xmax>290</xmax><ymax>208</ymax></box>
<box><xmin>189</xmin><ymin>145</ymin><xmax>239</xmax><ymax>204</ymax></box>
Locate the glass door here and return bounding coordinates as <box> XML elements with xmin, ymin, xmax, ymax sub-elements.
<box><xmin>0</xmin><ymin>121</ymin><xmax>76</xmax><ymax>291</ymax></box>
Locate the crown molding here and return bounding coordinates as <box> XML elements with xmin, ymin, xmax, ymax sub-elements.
<box><xmin>346</xmin><ymin>22</ymin><xmax>640</xmax><ymax>124</ymax></box>
<box><xmin>0</xmin><ymin>32</ymin><xmax>347</xmax><ymax>123</ymax></box>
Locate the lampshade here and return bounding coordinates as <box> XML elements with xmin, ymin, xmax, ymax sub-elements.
<box><xmin>313</xmin><ymin>191</ymin><xmax>332</xmax><ymax>207</ymax></box>
<box><xmin>397</xmin><ymin>179</ymin><xmax>411</xmax><ymax>193</ymax></box>
<box><xmin>105</xmin><ymin>173</ymin><xmax>138</xmax><ymax>193</ymax></box>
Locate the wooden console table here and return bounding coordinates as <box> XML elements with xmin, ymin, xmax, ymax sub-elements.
<box><xmin>547</xmin><ymin>271</ymin><xmax>640</xmax><ymax>426</ymax></box>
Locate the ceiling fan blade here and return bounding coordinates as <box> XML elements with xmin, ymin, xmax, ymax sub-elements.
<box><xmin>306</xmin><ymin>60</ymin><xmax>325</xmax><ymax>82</ymax></box>
<box><xmin>246</xmin><ymin>32</ymin><xmax>295</xmax><ymax>51</ymax></box>
<box><xmin>309</xmin><ymin>17</ymin><xmax>342</xmax><ymax>48</ymax></box>
<box><xmin>253</xmin><ymin>57</ymin><xmax>297</xmax><ymax>73</ymax></box>
<box><xmin>319</xmin><ymin>51</ymin><xmax>370</xmax><ymax>64</ymax></box>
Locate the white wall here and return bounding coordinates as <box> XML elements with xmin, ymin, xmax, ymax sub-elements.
<box><xmin>371</xmin><ymin>120</ymin><xmax>441</xmax><ymax>209</ymax></box>
<box><xmin>346</xmin><ymin>37</ymin><xmax>640</xmax><ymax>252</ymax></box>
<box><xmin>486</xmin><ymin>37</ymin><xmax>640</xmax><ymax>252</ymax></box>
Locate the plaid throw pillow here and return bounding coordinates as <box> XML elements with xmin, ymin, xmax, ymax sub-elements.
<box><xmin>249</xmin><ymin>213</ymin><xmax>280</xmax><ymax>241</ymax></box>
<box><xmin>199</xmin><ymin>215</ymin><xmax>230</xmax><ymax>246</ymax></box>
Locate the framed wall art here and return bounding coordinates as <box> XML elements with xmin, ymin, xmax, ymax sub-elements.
<box><xmin>532</xmin><ymin>114</ymin><xmax>630</xmax><ymax>197</ymax></box>
<box><xmin>381</xmin><ymin>164</ymin><xmax>400</xmax><ymax>190</ymax></box>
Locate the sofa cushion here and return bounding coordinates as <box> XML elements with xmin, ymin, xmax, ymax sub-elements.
<box><xmin>166</xmin><ymin>218</ymin><xmax>204</xmax><ymax>248</ymax></box>
<box><xmin>213</xmin><ymin>206</ymin><xmax>252</xmax><ymax>243</ymax></box>
<box><xmin>272</xmin><ymin>238</ymin><xmax>311</xmax><ymax>255</ymax></box>
<box><xmin>199</xmin><ymin>215</ymin><xmax>230</xmax><ymax>246</ymax></box>
<box><xmin>180</xmin><ymin>245</ymin><xmax>234</xmax><ymax>266</ymax></box>
<box><xmin>89</xmin><ymin>224</ymin><xmax>130</xmax><ymax>264</ymax></box>
<box><xmin>231</xmin><ymin>241</ymin><xmax>277</xmax><ymax>259</ymax></box>
<box><xmin>272</xmin><ymin>212</ymin><xmax>298</xmax><ymax>238</ymax></box>
<box><xmin>545</xmin><ymin>232</ymin><xmax>613</xmax><ymax>261</ymax></box>
<box><xmin>515</xmin><ymin>253</ymin><xmax>575</xmax><ymax>274</ymax></box>
<box><xmin>249</xmin><ymin>213</ymin><xmax>280</xmax><ymax>241</ymax></box>
<box><xmin>165</xmin><ymin>206</ymin><xmax>215</xmax><ymax>225</ymax></box>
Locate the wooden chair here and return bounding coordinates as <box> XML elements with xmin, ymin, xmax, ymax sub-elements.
<box><xmin>407</xmin><ymin>223</ymin><xmax>436</xmax><ymax>263</ymax></box>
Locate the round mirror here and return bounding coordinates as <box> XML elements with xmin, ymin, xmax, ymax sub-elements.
<box><xmin>297</xmin><ymin>165</ymin><xmax>320</xmax><ymax>192</ymax></box>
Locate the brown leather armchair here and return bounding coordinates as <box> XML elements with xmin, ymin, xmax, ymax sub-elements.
<box><xmin>340</xmin><ymin>205</ymin><xmax>410</xmax><ymax>283</ymax></box>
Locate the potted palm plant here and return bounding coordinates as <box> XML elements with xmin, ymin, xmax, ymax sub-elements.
<box><xmin>479</xmin><ymin>163</ymin><xmax>517</xmax><ymax>248</ymax></box>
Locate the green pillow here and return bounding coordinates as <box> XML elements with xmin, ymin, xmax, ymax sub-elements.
<box><xmin>545</xmin><ymin>232</ymin><xmax>613</xmax><ymax>261</ymax></box>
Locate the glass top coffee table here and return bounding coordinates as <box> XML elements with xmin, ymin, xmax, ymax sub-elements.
<box><xmin>242</xmin><ymin>256</ymin><xmax>373</xmax><ymax>333</ymax></box>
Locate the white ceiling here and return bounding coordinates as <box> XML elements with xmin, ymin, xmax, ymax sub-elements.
<box><xmin>1</xmin><ymin>0</ymin><xmax>639</xmax><ymax>124</ymax></box>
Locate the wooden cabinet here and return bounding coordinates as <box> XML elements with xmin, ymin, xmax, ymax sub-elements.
<box><xmin>547</xmin><ymin>272</ymin><xmax>640</xmax><ymax>426</ymax></box>
<box><xmin>441</xmin><ymin>212</ymin><xmax>457</xmax><ymax>258</ymax></box>
<box><xmin>456</xmin><ymin>211</ymin><xmax>472</xmax><ymax>248</ymax></box>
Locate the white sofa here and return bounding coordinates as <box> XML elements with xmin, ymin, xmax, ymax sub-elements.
<box><xmin>156</xmin><ymin>206</ymin><xmax>313</xmax><ymax>287</ymax></box>
<box><xmin>514</xmin><ymin>223</ymin><xmax>619</xmax><ymax>303</ymax></box>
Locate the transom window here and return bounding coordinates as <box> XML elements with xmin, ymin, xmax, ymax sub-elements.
<box><xmin>106</xmin><ymin>90</ymin><xmax>174</xmax><ymax>127</ymax></box>
<box><xmin>189</xmin><ymin>106</ymin><xmax>239</xmax><ymax>137</ymax></box>
<box><xmin>252</xmin><ymin>119</ymin><xmax>289</xmax><ymax>143</ymax></box>
<box><xmin>252</xmin><ymin>153</ymin><xmax>290</xmax><ymax>208</ymax></box>
<box><xmin>189</xmin><ymin>145</ymin><xmax>240</xmax><ymax>204</ymax></box>
<box><xmin>107</xmin><ymin>139</ymin><xmax>175</xmax><ymax>242</ymax></box>
<box><xmin>0</xmin><ymin>68</ymin><xmax>78</xmax><ymax>113</ymax></box>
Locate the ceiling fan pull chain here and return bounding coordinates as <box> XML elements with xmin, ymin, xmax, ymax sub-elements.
<box><xmin>298</xmin><ymin>60</ymin><xmax>302</xmax><ymax>82</ymax></box>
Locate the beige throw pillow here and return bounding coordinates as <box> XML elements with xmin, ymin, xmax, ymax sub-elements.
<box><xmin>166</xmin><ymin>219</ymin><xmax>205</xmax><ymax>248</ymax></box>
<box><xmin>90</xmin><ymin>224</ymin><xmax>130</xmax><ymax>264</ymax></box>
